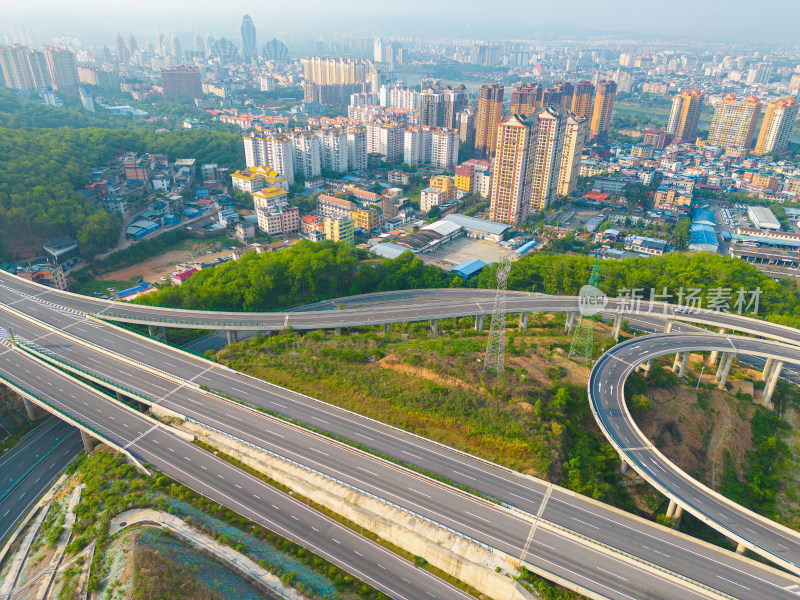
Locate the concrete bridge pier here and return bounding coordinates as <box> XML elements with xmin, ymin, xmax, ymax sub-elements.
<box><xmin>762</xmin><ymin>357</ymin><xmax>775</xmax><ymax>381</ymax></box>
<box><xmin>519</xmin><ymin>312</ymin><xmax>529</xmax><ymax>331</ymax></box>
<box><xmin>736</xmin><ymin>543</ymin><xmax>747</xmax><ymax>555</ymax></box>
<box><xmin>148</xmin><ymin>325</ymin><xmax>166</xmax><ymax>341</ymax></box>
<box><xmin>639</xmin><ymin>359</ymin><xmax>652</xmax><ymax>374</ymax></box>
<box><xmin>382</xmin><ymin>323</ymin><xmax>391</xmax><ymax>334</ymax></box>
<box><xmin>474</xmin><ymin>315</ymin><xmax>485</xmax><ymax>333</ymax></box>
<box><xmin>714</xmin><ymin>352</ymin><xmax>730</xmax><ymax>382</ymax></box>
<box><xmin>679</xmin><ymin>352</ymin><xmax>690</xmax><ymax>377</ymax></box>
<box><xmin>671</xmin><ymin>352</ymin><xmax>682</xmax><ymax>372</ymax></box>
<box><xmin>430</xmin><ymin>319</ymin><xmax>439</xmax><ymax>336</ymax></box>
<box><xmin>22</xmin><ymin>398</ymin><xmax>44</xmax><ymax>420</ymax></box>
<box><xmin>81</xmin><ymin>430</ymin><xmax>95</xmax><ymax>453</ymax></box>
<box><xmin>611</xmin><ymin>313</ymin><xmax>623</xmax><ymax>340</ymax></box>
<box><xmin>763</xmin><ymin>361</ymin><xmax>783</xmax><ymax>407</ymax></box>
<box><xmin>334</xmin><ymin>327</ymin><xmax>343</xmax><ymax>336</ymax></box>
<box><xmin>226</xmin><ymin>330</ymin><xmax>239</xmax><ymax>345</ymax></box>
<box><xmin>671</xmin><ymin>505</ymin><xmax>684</xmax><ymax>528</ymax></box>
<box><xmin>717</xmin><ymin>353</ymin><xmax>736</xmax><ymax>389</ymax></box>
<box><xmin>664</xmin><ymin>319</ymin><xmax>675</xmax><ymax>333</ymax></box>
<box><xmin>665</xmin><ymin>499</ymin><xmax>683</xmax><ymax>526</ymax></box>
<box><xmin>619</xmin><ymin>457</ymin><xmax>628</xmax><ymax>474</ymax></box>
<box><xmin>565</xmin><ymin>311</ymin><xmax>577</xmax><ymax>334</ymax></box>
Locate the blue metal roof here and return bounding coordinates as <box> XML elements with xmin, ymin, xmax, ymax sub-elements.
<box><xmin>452</xmin><ymin>259</ymin><xmax>487</xmax><ymax>279</ymax></box>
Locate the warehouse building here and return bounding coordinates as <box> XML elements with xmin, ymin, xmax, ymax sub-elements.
<box><xmin>748</xmin><ymin>206</ymin><xmax>781</xmax><ymax>231</ymax></box>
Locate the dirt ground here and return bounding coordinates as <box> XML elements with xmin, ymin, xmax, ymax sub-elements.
<box><xmin>637</xmin><ymin>354</ymin><xmax>755</xmax><ymax>489</ymax></box>
<box><xmin>97</xmin><ymin>242</ymin><xmax>233</xmax><ymax>283</ymax></box>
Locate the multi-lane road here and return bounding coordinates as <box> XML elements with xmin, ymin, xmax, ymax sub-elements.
<box><xmin>0</xmin><ymin>417</ymin><xmax>81</xmax><ymax>541</ymax></box>
<box><xmin>2</xmin><ymin>270</ymin><xmax>800</xmax><ymax>598</ymax></box>
<box><xmin>0</xmin><ymin>342</ymin><xmax>473</xmax><ymax>600</ymax></box>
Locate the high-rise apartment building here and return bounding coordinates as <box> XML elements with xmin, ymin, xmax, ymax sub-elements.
<box><xmin>589</xmin><ymin>80</ymin><xmax>616</xmax><ymax>141</ymax></box>
<box><xmin>0</xmin><ymin>45</ymin><xmax>34</xmax><ymax>89</ymax></box>
<box><xmin>458</xmin><ymin>107</ymin><xmax>477</xmax><ymax>147</ymax></box>
<box><xmin>44</xmin><ymin>47</ymin><xmax>79</xmax><ymax>95</ymax></box>
<box><xmin>116</xmin><ymin>33</ymin><xmax>129</xmax><ymax>63</ymax></box>
<box><xmin>529</xmin><ymin>108</ymin><xmax>566</xmax><ymax>211</ymax></box>
<box><xmin>754</xmin><ymin>97</ymin><xmax>799</xmax><ymax>156</ymax></box>
<box><xmin>366</xmin><ymin>121</ymin><xmax>403</xmax><ymax>161</ymax></box>
<box><xmin>403</xmin><ymin>126</ymin><xmax>459</xmax><ymax>169</ymax></box>
<box><xmin>442</xmin><ymin>85</ymin><xmax>469</xmax><ymax>129</ymax></box>
<box><xmin>26</xmin><ymin>49</ymin><xmax>50</xmax><ymax>89</ymax></box>
<box><xmin>418</xmin><ymin>84</ymin><xmax>468</xmax><ymax>129</ymax></box>
<box><xmin>557</xmin><ymin>115</ymin><xmax>588</xmax><ymax>197</ymax></box>
<box><xmin>707</xmin><ymin>93</ymin><xmax>761</xmax><ymax>148</ymax></box>
<box><xmin>301</xmin><ymin>57</ymin><xmax>369</xmax><ymax>104</ymax></box>
<box><xmin>241</xmin><ymin>15</ymin><xmax>257</xmax><ymax>63</ymax></box>
<box><xmin>346</xmin><ymin>126</ymin><xmax>367</xmax><ymax>172</ymax></box>
<box><xmin>745</xmin><ymin>62</ymin><xmax>772</xmax><ymax>86</ymax></box>
<box><xmin>474</xmin><ymin>84</ymin><xmax>504</xmax><ymax>159</ymax></box>
<box><xmin>161</xmin><ymin>65</ymin><xmax>202</xmax><ymax>100</ymax></box>
<box><xmin>317</xmin><ymin>128</ymin><xmax>349</xmax><ymax>173</ymax></box>
<box><xmin>292</xmin><ymin>131</ymin><xmax>322</xmax><ymax>179</ymax></box>
<box><xmin>489</xmin><ymin>113</ymin><xmax>535</xmax><ymax>225</ymax></box>
<box><xmin>666</xmin><ymin>89</ymin><xmax>704</xmax><ymax>144</ymax></box>
<box><xmin>570</xmin><ymin>80</ymin><xmax>595</xmax><ymax>121</ymax></box>
<box><xmin>419</xmin><ymin>86</ymin><xmax>442</xmax><ymax>128</ymax></box>
<box><xmin>243</xmin><ymin>134</ymin><xmax>295</xmax><ymax>178</ymax></box>
<box><xmin>790</xmin><ymin>73</ymin><xmax>800</xmax><ymax>96</ymax></box>
<box><xmin>510</xmin><ymin>83</ymin><xmax>542</xmax><ymax>115</ymax></box>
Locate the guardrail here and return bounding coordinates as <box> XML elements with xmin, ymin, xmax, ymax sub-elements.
<box><xmin>587</xmin><ymin>337</ymin><xmax>798</xmax><ymax>573</ymax></box>
<box><xmin>0</xmin><ymin>372</ymin><xmax>113</xmax><ymax>454</ymax></box>
<box><xmin>196</xmin><ymin>419</ymin><xmax>736</xmax><ymax>600</ymax></box>
<box><xmin>15</xmin><ymin>342</ymin><xmax>155</xmax><ymax>409</ymax></box>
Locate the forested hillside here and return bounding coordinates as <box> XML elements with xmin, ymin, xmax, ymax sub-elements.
<box><xmin>0</xmin><ymin>89</ymin><xmax>244</xmax><ymax>260</ymax></box>
<box><xmin>138</xmin><ymin>241</ymin><xmax>800</xmax><ymax>329</ymax></box>
<box><xmin>137</xmin><ymin>242</ymin><xmax>460</xmax><ymax>310</ymax></box>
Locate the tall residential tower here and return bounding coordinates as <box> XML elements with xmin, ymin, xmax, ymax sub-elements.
<box><xmin>754</xmin><ymin>97</ymin><xmax>798</xmax><ymax>156</ymax></box>
<box><xmin>707</xmin><ymin>94</ymin><xmax>761</xmax><ymax>149</ymax></box>
<box><xmin>666</xmin><ymin>89</ymin><xmax>704</xmax><ymax>144</ymax></box>
<box><xmin>474</xmin><ymin>84</ymin><xmax>504</xmax><ymax>159</ymax></box>
<box><xmin>589</xmin><ymin>80</ymin><xmax>616</xmax><ymax>141</ymax></box>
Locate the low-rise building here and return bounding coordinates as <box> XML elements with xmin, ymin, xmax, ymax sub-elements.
<box><xmin>230</xmin><ymin>165</ymin><xmax>290</xmax><ymax>193</ymax></box>
<box><xmin>352</xmin><ymin>207</ymin><xmax>381</xmax><ymax>231</ymax></box>
<box><xmin>748</xmin><ymin>206</ymin><xmax>780</xmax><ymax>230</ymax></box>
<box><xmin>323</xmin><ymin>215</ymin><xmax>354</xmax><ymax>245</ymax></box>
<box><xmin>43</xmin><ymin>236</ymin><xmax>80</xmax><ymax>269</ymax></box>
<box><xmin>624</xmin><ymin>235</ymin><xmax>672</xmax><ymax>256</ymax></box>
<box><xmin>171</xmin><ymin>269</ymin><xmax>198</xmax><ymax>286</ymax></box>
<box><xmin>235</xmin><ymin>221</ymin><xmax>255</xmax><ymax>243</ymax></box>
<box><xmin>318</xmin><ymin>195</ymin><xmax>356</xmax><ymax>218</ymax></box>
<box><xmin>421</xmin><ymin>188</ymin><xmax>447</xmax><ymax>212</ymax></box>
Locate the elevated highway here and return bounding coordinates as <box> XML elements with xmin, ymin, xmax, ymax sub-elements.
<box><xmin>2</xmin><ymin>270</ymin><xmax>800</xmax><ymax>597</ymax></box>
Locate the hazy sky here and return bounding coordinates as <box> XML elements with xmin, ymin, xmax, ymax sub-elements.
<box><xmin>3</xmin><ymin>0</ymin><xmax>798</xmax><ymax>45</ymax></box>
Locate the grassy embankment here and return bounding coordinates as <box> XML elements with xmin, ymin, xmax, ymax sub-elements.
<box><xmin>20</xmin><ymin>448</ymin><xmax>392</xmax><ymax>600</ymax></box>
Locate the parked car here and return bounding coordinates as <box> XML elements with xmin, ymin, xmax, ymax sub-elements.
<box><xmin>160</xmin><ymin>276</ymin><xmax>167</xmax><ymax>281</ymax></box>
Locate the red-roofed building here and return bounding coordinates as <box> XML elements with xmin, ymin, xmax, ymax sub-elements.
<box><xmin>584</xmin><ymin>191</ymin><xmax>611</xmax><ymax>204</ymax></box>
<box><xmin>171</xmin><ymin>269</ymin><xmax>198</xmax><ymax>286</ymax></box>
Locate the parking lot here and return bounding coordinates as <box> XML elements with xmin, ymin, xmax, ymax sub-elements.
<box><xmin>419</xmin><ymin>236</ymin><xmax>513</xmax><ymax>269</ymax></box>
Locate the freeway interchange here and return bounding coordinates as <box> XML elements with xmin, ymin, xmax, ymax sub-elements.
<box><xmin>2</xmin><ymin>270</ymin><xmax>800</xmax><ymax>599</ymax></box>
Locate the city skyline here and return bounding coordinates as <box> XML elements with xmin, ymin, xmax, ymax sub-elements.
<box><xmin>3</xmin><ymin>0</ymin><xmax>799</xmax><ymax>45</ymax></box>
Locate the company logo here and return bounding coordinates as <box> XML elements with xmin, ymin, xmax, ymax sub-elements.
<box><xmin>578</xmin><ymin>284</ymin><xmax>608</xmax><ymax>317</ymax></box>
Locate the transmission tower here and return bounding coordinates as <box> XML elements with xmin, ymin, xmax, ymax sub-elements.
<box><xmin>484</xmin><ymin>254</ymin><xmax>512</xmax><ymax>376</ymax></box>
<box><xmin>568</xmin><ymin>257</ymin><xmax>604</xmax><ymax>360</ymax></box>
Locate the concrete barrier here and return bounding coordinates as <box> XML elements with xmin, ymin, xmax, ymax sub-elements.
<box><xmin>177</xmin><ymin>419</ymin><xmax>535</xmax><ymax>600</ymax></box>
